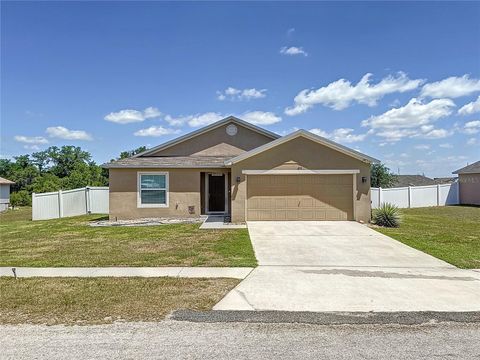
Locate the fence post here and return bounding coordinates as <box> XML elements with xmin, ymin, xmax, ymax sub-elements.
<box><xmin>456</xmin><ymin>181</ymin><xmax>460</xmax><ymax>205</ymax></box>
<box><xmin>58</xmin><ymin>190</ymin><xmax>64</xmax><ymax>218</ymax></box>
<box><xmin>32</xmin><ymin>192</ymin><xmax>36</xmax><ymax>220</ymax></box>
<box><xmin>436</xmin><ymin>184</ymin><xmax>440</xmax><ymax>206</ymax></box>
<box><xmin>86</xmin><ymin>187</ymin><xmax>91</xmax><ymax>214</ymax></box>
<box><xmin>408</xmin><ymin>186</ymin><xmax>412</xmax><ymax>208</ymax></box>
<box><xmin>378</xmin><ymin>187</ymin><xmax>382</xmax><ymax>205</ymax></box>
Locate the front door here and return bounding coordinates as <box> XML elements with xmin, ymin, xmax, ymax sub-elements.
<box><xmin>207</xmin><ymin>173</ymin><xmax>226</xmax><ymax>213</ymax></box>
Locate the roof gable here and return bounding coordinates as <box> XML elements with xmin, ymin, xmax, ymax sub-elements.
<box><xmin>225</xmin><ymin>130</ymin><xmax>379</xmax><ymax>165</ymax></box>
<box><xmin>453</xmin><ymin>160</ymin><xmax>480</xmax><ymax>174</ymax></box>
<box><xmin>134</xmin><ymin>116</ymin><xmax>279</xmax><ymax>158</ymax></box>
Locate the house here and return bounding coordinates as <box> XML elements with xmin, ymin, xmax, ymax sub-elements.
<box><xmin>104</xmin><ymin>116</ymin><xmax>379</xmax><ymax>223</ymax></box>
<box><xmin>391</xmin><ymin>175</ymin><xmax>438</xmax><ymax>187</ymax></box>
<box><xmin>453</xmin><ymin>160</ymin><xmax>480</xmax><ymax>205</ymax></box>
<box><xmin>433</xmin><ymin>177</ymin><xmax>458</xmax><ymax>185</ymax></box>
<box><xmin>0</xmin><ymin>177</ymin><xmax>15</xmax><ymax>212</ymax></box>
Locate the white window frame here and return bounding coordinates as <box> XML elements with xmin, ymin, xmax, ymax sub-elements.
<box><xmin>137</xmin><ymin>171</ymin><xmax>169</xmax><ymax>208</ymax></box>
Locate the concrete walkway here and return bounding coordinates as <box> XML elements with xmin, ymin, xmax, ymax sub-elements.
<box><xmin>214</xmin><ymin>221</ymin><xmax>480</xmax><ymax>312</ymax></box>
<box><xmin>0</xmin><ymin>267</ymin><xmax>253</xmax><ymax>279</ymax></box>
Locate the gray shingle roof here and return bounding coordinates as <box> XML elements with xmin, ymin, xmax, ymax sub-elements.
<box><xmin>453</xmin><ymin>160</ymin><xmax>480</xmax><ymax>174</ymax></box>
<box><xmin>392</xmin><ymin>175</ymin><xmax>437</xmax><ymax>187</ymax></box>
<box><xmin>103</xmin><ymin>156</ymin><xmax>231</xmax><ymax>169</ymax></box>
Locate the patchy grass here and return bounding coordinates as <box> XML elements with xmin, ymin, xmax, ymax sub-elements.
<box><xmin>373</xmin><ymin>206</ymin><xmax>480</xmax><ymax>269</ymax></box>
<box><xmin>0</xmin><ymin>207</ymin><xmax>256</xmax><ymax>267</ymax></box>
<box><xmin>0</xmin><ymin>277</ymin><xmax>238</xmax><ymax>325</ymax></box>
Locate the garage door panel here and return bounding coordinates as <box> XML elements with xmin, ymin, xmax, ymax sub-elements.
<box><xmin>247</xmin><ymin>174</ymin><xmax>354</xmax><ymax>221</ymax></box>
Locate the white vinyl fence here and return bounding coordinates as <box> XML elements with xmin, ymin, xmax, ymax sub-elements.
<box><xmin>371</xmin><ymin>182</ymin><xmax>459</xmax><ymax>209</ymax></box>
<box><xmin>32</xmin><ymin>187</ymin><xmax>109</xmax><ymax>221</ymax></box>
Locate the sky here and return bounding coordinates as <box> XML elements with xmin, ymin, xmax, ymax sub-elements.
<box><xmin>1</xmin><ymin>1</ymin><xmax>479</xmax><ymax>177</ymax></box>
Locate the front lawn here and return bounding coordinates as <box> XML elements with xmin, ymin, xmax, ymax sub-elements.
<box><xmin>0</xmin><ymin>207</ymin><xmax>256</xmax><ymax>267</ymax></box>
<box><xmin>373</xmin><ymin>206</ymin><xmax>480</xmax><ymax>269</ymax></box>
<box><xmin>0</xmin><ymin>277</ymin><xmax>238</xmax><ymax>325</ymax></box>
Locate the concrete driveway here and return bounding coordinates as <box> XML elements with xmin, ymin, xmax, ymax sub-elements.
<box><xmin>214</xmin><ymin>221</ymin><xmax>480</xmax><ymax>312</ymax></box>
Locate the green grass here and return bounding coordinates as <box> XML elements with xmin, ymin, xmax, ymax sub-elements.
<box><xmin>0</xmin><ymin>207</ymin><xmax>257</xmax><ymax>267</ymax></box>
<box><xmin>373</xmin><ymin>206</ymin><xmax>480</xmax><ymax>269</ymax></box>
<box><xmin>0</xmin><ymin>277</ymin><xmax>239</xmax><ymax>325</ymax></box>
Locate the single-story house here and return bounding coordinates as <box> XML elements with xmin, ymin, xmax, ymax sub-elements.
<box><xmin>391</xmin><ymin>175</ymin><xmax>438</xmax><ymax>187</ymax></box>
<box><xmin>453</xmin><ymin>160</ymin><xmax>480</xmax><ymax>205</ymax></box>
<box><xmin>104</xmin><ymin>116</ymin><xmax>379</xmax><ymax>223</ymax></box>
<box><xmin>0</xmin><ymin>177</ymin><xmax>15</xmax><ymax>212</ymax></box>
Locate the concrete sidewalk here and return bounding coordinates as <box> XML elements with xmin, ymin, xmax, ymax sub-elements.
<box><xmin>0</xmin><ymin>267</ymin><xmax>253</xmax><ymax>279</ymax></box>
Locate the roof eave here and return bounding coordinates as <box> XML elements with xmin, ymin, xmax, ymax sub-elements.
<box><xmin>225</xmin><ymin>130</ymin><xmax>380</xmax><ymax>166</ymax></box>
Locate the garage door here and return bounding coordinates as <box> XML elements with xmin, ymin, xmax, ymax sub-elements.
<box><xmin>246</xmin><ymin>175</ymin><xmax>354</xmax><ymax>221</ymax></box>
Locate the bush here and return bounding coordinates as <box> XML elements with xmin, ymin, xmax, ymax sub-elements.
<box><xmin>372</xmin><ymin>203</ymin><xmax>401</xmax><ymax>227</ymax></box>
<box><xmin>10</xmin><ymin>190</ymin><xmax>32</xmax><ymax>207</ymax></box>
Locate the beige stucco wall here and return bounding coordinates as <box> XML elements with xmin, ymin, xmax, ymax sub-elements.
<box><xmin>459</xmin><ymin>173</ymin><xmax>480</xmax><ymax>205</ymax></box>
<box><xmin>230</xmin><ymin>136</ymin><xmax>372</xmax><ymax>223</ymax></box>
<box><xmin>148</xmin><ymin>122</ymin><xmax>275</xmax><ymax>156</ymax></box>
<box><xmin>109</xmin><ymin>168</ymin><xmax>229</xmax><ymax>220</ymax></box>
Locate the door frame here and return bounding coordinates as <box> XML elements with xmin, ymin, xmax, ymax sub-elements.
<box><xmin>205</xmin><ymin>172</ymin><xmax>229</xmax><ymax>214</ymax></box>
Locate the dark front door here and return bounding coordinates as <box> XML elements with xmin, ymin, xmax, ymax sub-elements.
<box><xmin>208</xmin><ymin>174</ymin><xmax>225</xmax><ymax>212</ymax></box>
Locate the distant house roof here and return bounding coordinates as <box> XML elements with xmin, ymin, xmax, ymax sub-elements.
<box><xmin>104</xmin><ymin>156</ymin><xmax>230</xmax><ymax>169</ymax></box>
<box><xmin>0</xmin><ymin>177</ymin><xmax>14</xmax><ymax>185</ymax></box>
<box><xmin>452</xmin><ymin>160</ymin><xmax>480</xmax><ymax>174</ymax></box>
<box><xmin>392</xmin><ymin>175</ymin><xmax>437</xmax><ymax>187</ymax></box>
<box><xmin>433</xmin><ymin>177</ymin><xmax>458</xmax><ymax>184</ymax></box>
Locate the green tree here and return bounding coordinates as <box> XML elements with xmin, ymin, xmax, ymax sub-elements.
<box><xmin>371</xmin><ymin>163</ymin><xmax>397</xmax><ymax>188</ymax></box>
<box><xmin>118</xmin><ymin>146</ymin><xmax>147</xmax><ymax>160</ymax></box>
<box><xmin>47</xmin><ymin>146</ymin><xmax>92</xmax><ymax>178</ymax></box>
<box><xmin>31</xmin><ymin>173</ymin><xmax>62</xmax><ymax>193</ymax></box>
<box><xmin>10</xmin><ymin>190</ymin><xmax>31</xmax><ymax>207</ymax></box>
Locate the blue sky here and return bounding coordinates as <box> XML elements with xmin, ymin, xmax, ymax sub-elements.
<box><xmin>2</xmin><ymin>1</ymin><xmax>479</xmax><ymax>177</ymax></box>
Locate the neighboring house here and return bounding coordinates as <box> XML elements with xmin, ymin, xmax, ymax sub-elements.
<box><xmin>104</xmin><ymin>116</ymin><xmax>379</xmax><ymax>223</ymax></box>
<box><xmin>453</xmin><ymin>161</ymin><xmax>480</xmax><ymax>205</ymax></box>
<box><xmin>0</xmin><ymin>177</ymin><xmax>15</xmax><ymax>212</ymax></box>
<box><xmin>433</xmin><ymin>177</ymin><xmax>458</xmax><ymax>184</ymax></box>
<box><xmin>391</xmin><ymin>175</ymin><xmax>438</xmax><ymax>187</ymax></box>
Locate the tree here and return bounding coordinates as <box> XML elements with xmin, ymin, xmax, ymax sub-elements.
<box><xmin>1</xmin><ymin>146</ymin><xmax>108</xmax><ymax>202</ymax></box>
<box><xmin>47</xmin><ymin>146</ymin><xmax>92</xmax><ymax>178</ymax></box>
<box><xmin>118</xmin><ymin>146</ymin><xmax>147</xmax><ymax>160</ymax></box>
<box><xmin>370</xmin><ymin>163</ymin><xmax>397</xmax><ymax>188</ymax></box>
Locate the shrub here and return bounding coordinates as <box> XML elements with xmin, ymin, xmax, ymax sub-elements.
<box><xmin>10</xmin><ymin>190</ymin><xmax>32</xmax><ymax>207</ymax></box>
<box><xmin>372</xmin><ymin>203</ymin><xmax>401</xmax><ymax>227</ymax></box>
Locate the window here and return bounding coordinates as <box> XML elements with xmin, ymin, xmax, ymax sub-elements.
<box><xmin>137</xmin><ymin>172</ymin><xmax>169</xmax><ymax>207</ymax></box>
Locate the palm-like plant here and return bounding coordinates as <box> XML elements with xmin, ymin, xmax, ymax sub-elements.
<box><xmin>372</xmin><ymin>203</ymin><xmax>402</xmax><ymax>227</ymax></box>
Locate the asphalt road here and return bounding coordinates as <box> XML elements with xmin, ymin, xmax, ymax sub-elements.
<box><xmin>1</xmin><ymin>320</ymin><xmax>479</xmax><ymax>360</ymax></box>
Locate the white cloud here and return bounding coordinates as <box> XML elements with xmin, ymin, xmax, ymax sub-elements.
<box><xmin>46</xmin><ymin>126</ymin><xmax>93</xmax><ymax>141</ymax></box>
<box><xmin>421</xmin><ymin>75</ymin><xmax>480</xmax><ymax>98</ymax></box>
<box><xmin>164</xmin><ymin>111</ymin><xmax>281</xmax><ymax>128</ymax></box>
<box><xmin>14</xmin><ymin>135</ymin><xmax>49</xmax><ymax>144</ymax></box>
<box><xmin>414</xmin><ymin>144</ymin><xmax>430</xmax><ymax>150</ymax></box>
<box><xmin>104</xmin><ymin>107</ymin><xmax>161</xmax><ymax>124</ymax></box>
<box><xmin>309</xmin><ymin>128</ymin><xmax>368</xmax><ymax>143</ymax></box>
<box><xmin>458</xmin><ymin>96</ymin><xmax>480</xmax><ymax>115</ymax></box>
<box><xmin>463</xmin><ymin>120</ymin><xmax>480</xmax><ymax>134</ymax></box>
<box><xmin>187</xmin><ymin>112</ymin><xmax>224</xmax><ymax>127</ymax></box>
<box><xmin>418</xmin><ymin>128</ymin><xmax>452</xmax><ymax>139</ymax></box>
<box><xmin>164</xmin><ymin>115</ymin><xmax>189</xmax><ymax>127</ymax></box>
<box><xmin>467</xmin><ymin>138</ymin><xmax>477</xmax><ymax>146</ymax></box>
<box><xmin>240</xmin><ymin>111</ymin><xmax>281</xmax><ymax>125</ymax></box>
<box><xmin>217</xmin><ymin>87</ymin><xmax>267</xmax><ymax>101</ymax></box>
<box><xmin>439</xmin><ymin>143</ymin><xmax>453</xmax><ymax>148</ymax></box>
<box><xmin>280</xmin><ymin>46</ymin><xmax>308</xmax><ymax>57</ymax></box>
<box><xmin>362</xmin><ymin>98</ymin><xmax>455</xmax><ymax>130</ymax></box>
<box><xmin>133</xmin><ymin>126</ymin><xmax>180</xmax><ymax>137</ymax></box>
<box><xmin>285</xmin><ymin>72</ymin><xmax>423</xmax><ymax>115</ymax></box>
